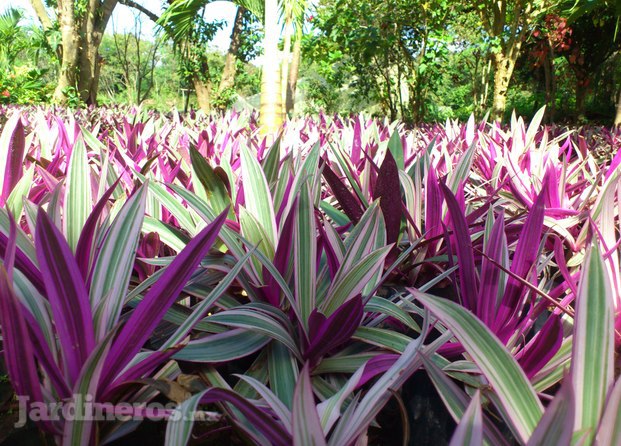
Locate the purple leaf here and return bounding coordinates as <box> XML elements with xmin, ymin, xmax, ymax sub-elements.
<box><xmin>320</xmin><ymin>157</ymin><xmax>364</xmax><ymax>224</ymax></box>
<box><xmin>440</xmin><ymin>183</ymin><xmax>478</xmax><ymax>311</ymax></box>
<box><xmin>197</xmin><ymin>388</ymin><xmax>291</xmax><ymax>446</ymax></box>
<box><xmin>99</xmin><ymin>208</ymin><xmax>229</xmax><ymax>391</ymax></box>
<box><xmin>75</xmin><ymin>177</ymin><xmax>122</xmax><ymax>280</ymax></box>
<box><xmin>425</xmin><ymin>167</ymin><xmax>443</xmax><ymax>248</ymax></box>
<box><xmin>356</xmin><ymin>354</ymin><xmax>399</xmax><ymax>389</ymax></box>
<box><xmin>372</xmin><ymin>149</ymin><xmax>402</xmax><ymax>251</ymax></box>
<box><xmin>263</xmin><ymin>198</ymin><xmax>297</xmax><ymax>306</ymax></box>
<box><xmin>0</xmin><ymin>113</ymin><xmax>25</xmax><ymax>206</ymax></box>
<box><xmin>36</xmin><ymin>209</ymin><xmax>95</xmax><ymax>385</ymax></box>
<box><xmin>542</xmin><ymin>167</ymin><xmax>560</xmax><ymax>209</ymax></box>
<box><xmin>304</xmin><ymin>296</ymin><xmax>363</xmax><ymax>365</ymax></box>
<box><xmin>496</xmin><ymin>188</ymin><xmax>546</xmax><ymax>333</ymax></box>
<box><xmin>517</xmin><ymin>315</ymin><xmax>563</xmax><ymax>379</ymax></box>
<box><xmin>478</xmin><ymin>211</ymin><xmax>506</xmax><ymax>325</ymax></box>
<box><xmin>102</xmin><ymin>348</ymin><xmax>182</xmax><ymax>401</ymax></box>
<box><xmin>22</xmin><ymin>311</ymin><xmax>71</xmax><ymax>398</ymax></box>
<box><xmin>0</xmin><ymin>267</ymin><xmax>57</xmax><ymax>434</ymax></box>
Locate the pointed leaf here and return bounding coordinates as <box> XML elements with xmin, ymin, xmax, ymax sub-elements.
<box><xmin>100</xmin><ymin>208</ymin><xmax>228</xmax><ymax>390</ymax></box>
<box><xmin>373</xmin><ymin>149</ymin><xmax>402</xmax><ymax>248</ymax></box>
<box><xmin>64</xmin><ymin>137</ymin><xmax>92</xmax><ymax>251</ymax></box>
<box><xmin>449</xmin><ymin>391</ymin><xmax>483</xmax><ymax>446</ymax></box>
<box><xmin>293</xmin><ymin>363</ymin><xmax>327</xmax><ymax>446</ymax></box>
<box><xmin>36</xmin><ymin>209</ymin><xmax>95</xmax><ymax>385</ymax></box>
<box><xmin>572</xmin><ymin>243</ymin><xmax>614</xmax><ymax>444</ymax></box>
<box><xmin>413</xmin><ymin>289</ymin><xmax>543</xmax><ymax>443</ymax></box>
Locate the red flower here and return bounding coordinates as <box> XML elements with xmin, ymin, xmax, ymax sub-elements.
<box><xmin>1</xmin><ymin>90</ymin><xmax>9</xmax><ymax>97</ymax></box>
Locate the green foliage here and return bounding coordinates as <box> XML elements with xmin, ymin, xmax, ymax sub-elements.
<box><xmin>0</xmin><ymin>7</ymin><xmax>53</xmax><ymax>104</ymax></box>
<box><xmin>0</xmin><ymin>66</ymin><xmax>52</xmax><ymax>105</ymax></box>
<box><xmin>98</xmin><ymin>29</ymin><xmax>162</xmax><ymax>105</ymax></box>
<box><xmin>237</xmin><ymin>8</ymin><xmax>263</xmax><ymax>63</ymax></box>
<box><xmin>305</xmin><ymin>0</ymin><xmax>455</xmax><ymax>121</ymax></box>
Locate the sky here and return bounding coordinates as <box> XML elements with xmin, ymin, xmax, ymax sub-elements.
<box><xmin>3</xmin><ymin>0</ymin><xmax>238</xmax><ymax>52</ymax></box>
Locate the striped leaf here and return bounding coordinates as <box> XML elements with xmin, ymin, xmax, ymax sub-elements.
<box><xmin>144</xmin><ymin>176</ymin><xmax>196</xmax><ymax>235</ymax></box>
<box><xmin>412</xmin><ymin>289</ymin><xmax>543</xmax><ymax>443</ymax></box>
<box><xmin>240</xmin><ymin>144</ymin><xmax>277</xmax><ymax>247</ymax></box>
<box><xmin>526</xmin><ymin>379</ymin><xmax>574</xmax><ymax>446</ymax></box>
<box><xmin>571</xmin><ymin>243</ymin><xmax>614</xmax><ymax>444</ymax></box>
<box><xmin>161</xmin><ymin>248</ymin><xmax>254</xmax><ymax>349</ymax></box>
<box><xmin>165</xmin><ymin>388</ymin><xmax>290</xmax><ymax>446</ymax></box>
<box><xmin>35</xmin><ymin>209</ymin><xmax>95</xmax><ymax>386</ymax></box>
<box><xmin>206</xmin><ymin>307</ymin><xmax>300</xmax><ymax>357</ymax></box>
<box><xmin>387</xmin><ymin>128</ymin><xmax>404</xmax><ymax>170</ymax></box>
<box><xmin>328</xmin><ymin>332</ymin><xmax>425</xmax><ymax>445</ymax></box>
<box><xmin>90</xmin><ymin>184</ymin><xmax>147</xmax><ymax>336</ymax></box>
<box><xmin>236</xmin><ymin>374</ymin><xmax>292</xmax><ymax>432</ymax></box>
<box><xmin>295</xmin><ymin>180</ymin><xmax>317</xmax><ymax>330</ymax></box>
<box><xmin>422</xmin><ymin>356</ymin><xmax>509</xmax><ymax>446</ymax></box>
<box><xmin>322</xmin><ymin>246</ymin><xmax>391</xmax><ymax>315</ymax></box>
<box><xmin>64</xmin><ymin>137</ymin><xmax>92</xmax><ymax>251</ymax></box>
<box><xmin>6</xmin><ymin>166</ymin><xmax>34</xmax><ymax>222</ymax></box>
<box><xmin>595</xmin><ymin>377</ymin><xmax>621</xmax><ymax>446</ymax></box>
<box><xmin>293</xmin><ymin>363</ymin><xmax>327</xmax><ymax>446</ymax></box>
<box><xmin>449</xmin><ymin>391</ymin><xmax>483</xmax><ymax>446</ymax></box>
<box><xmin>353</xmin><ymin>326</ymin><xmax>413</xmax><ymax>353</ymax></box>
<box><xmin>63</xmin><ymin>331</ymin><xmax>115</xmax><ymax>446</ymax></box>
<box><xmin>0</xmin><ymin>111</ymin><xmax>25</xmax><ymax>206</ymax></box>
<box><xmin>173</xmin><ymin>329</ymin><xmax>270</xmax><ymax>362</ymax></box>
<box><xmin>268</xmin><ymin>342</ymin><xmax>299</xmax><ymax>410</ymax></box>
<box><xmin>364</xmin><ymin>296</ymin><xmax>420</xmax><ymax>332</ymax></box>
<box><xmin>190</xmin><ymin>146</ymin><xmax>231</xmax><ymax>216</ymax></box>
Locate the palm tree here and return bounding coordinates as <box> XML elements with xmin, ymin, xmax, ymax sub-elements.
<box><xmin>260</xmin><ymin>0</ymin><xmax>283</xmax><ymax>136</ymax></box>
<box><xmin>280</xmin><ymin>0</ymin><xmax>306</xmax><ymax>115</ymax></box>
<box><xmin>160</xmin><ymin>0</ymin><xmax>305</xmax><ymax>137</ymax></box>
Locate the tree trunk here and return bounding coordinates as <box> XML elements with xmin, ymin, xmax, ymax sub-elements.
<box><xmin>48</xmin><ymin>0</ymin><xmax>118</xmax><ymax>105</ymax></box>
<box><xmin>218</xmin><ymin>7</ymin><xmax>245</xmax><ymax>95</ymax></box>
<box><xmin>78</xmin><ymin>43</ymin><xmax>101</xmax><ymax>105</ymax></box>
<box><xmin>280</xmin><ymin>12</ymin><xmax>294</xmax><ymax>116</ymax></box>
<box><xmin>473</xmin><ymin>57</ymin><xmax>491</xmax><ymax>119</ymax></box>
<box><xmin>492</xmin><ymin>53</ymin><xmax>515</xmax><ymax>122</ymax></box>
<box><xmin>286</xmin><ymin>26</ymin><xmax>302</xmax><ymax>114</ymax></box>
<box><xmin>193</xmin><ymin>77</ymin><xmax>212</xmax><ymax>114</ymax></box>
<box><xmin>259</xmin><ymin>0</ymin><xmax>284</xmax><ymax>138</ymax></box>
<box><xmin>53</xmin><ymin>1</ymin><xmax>80</xmax><ymax>103</ymax></box>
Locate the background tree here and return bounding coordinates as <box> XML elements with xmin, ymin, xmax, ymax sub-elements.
<box><xmin>310</xmin><ymin>0</ymin><xmax>453</xmax><ymax>122</ymax></box>
<box><xmin>260</xmin><ymin>0</ymin><xmax>283</xmax><ymax>135</ymax></box>
<box><xmin>280</xmin><ymin>0</ymin><xmax>307</xmax><ymax>115</ymax></box>
<box><xmin>475</xmin><ymin>0</ymin><xmax>551</xmax><ymax>120</ymax></box>
<box><xmin>159</xmin><ymin>0</ymin><xmax>265</xmax><ymax>115</ymax></box>
<box><xmin>29</xmin><ymin>0</ymin><xmax>116</xmax><ymax>104</ymax></box>
<box><xmin>108</xmin><ymin>11</ymin><xmax>161</xmax><ymax>104</ymax></box>
<box><xmin>28</xmin><ymin>0</ymin><xmax>160</xmax><ymax>105</ymax></box>
<box><xmin>566</xmin><ymin>0</ymin><xmax>621</xmax><ymax>124</ymax></box>
<box><xmin>159</xmin><ymin>0</ymin><xmax>288</xmax><ymax>135</ymax></box>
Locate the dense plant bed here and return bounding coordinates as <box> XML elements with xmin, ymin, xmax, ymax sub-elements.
<box><xmin>0</xmin><ymin>106</ymin><xmax>620</xmax><ymax>445</ymax></box>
